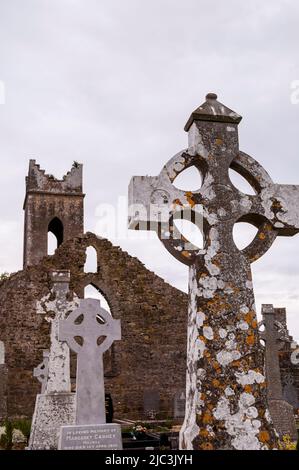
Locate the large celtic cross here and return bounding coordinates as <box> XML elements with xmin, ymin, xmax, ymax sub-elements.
<box><xmin>128</xmin><ymin>93</ymin><xmax>299</xmax><ymax>450</ymax></box>
<box><xmin>59</xmin><ymin>298</ymin><xmax>121</xmax><ymax>425</ymax></box>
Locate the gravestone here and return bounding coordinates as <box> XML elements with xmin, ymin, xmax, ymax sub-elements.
<box><xmin>143</xmin><ymin>389</ymin><xmax>160</xmax><ymax>418</ymax></box>
<box><xmin>128</xmin><ymin>93</ymin><xmax>299</xmax><ymax>449</ymax></box>
<box><xmin>33</xmin><ymin>350</ymin><xmax>49</xmax><ymax>394</ymax></box>
<box><xmin>0</xmin><ymin>341</ymin><xmax>8</xmax><ymax>420</ymax></box>
<box><xmin>282</xmin><ymin>372</ymin><xmax>298</xmax><ymax>409</ymax></box>
<box><xmin>58</xmin><ymin>298</ymin><xmax>122</xmax><ymax>450</ymax></box>
<box><xmin>283</xmin><ymin>383</ymin><xmax>298</xmax><ymax>409</ymax></box>
<box><xmin>174</xmin><ymin>391</ymin><xmax>186</xmax><ymax>419</ymax></box>
<box><xmin>28</xmin><ymin>271</ymin><xmax>78</xmax><ymax>450</ymax></box>
<box><xmin>260</xmin><ymin>304</ymin><xmax>297</xmax><ymax>440</ymax></box>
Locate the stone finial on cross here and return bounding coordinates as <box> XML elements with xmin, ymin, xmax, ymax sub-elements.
<box><xmin>59</xmin><ymin>298</ymin><xmax>121</xmax><ymax>425</ymax></box>
<box><xmin>33</xmin><ymin>350</ymin><xmax>50</xmax><ymax>394</ymax></box>
<box><xmin>128</xmin><ymin>93</ymin><xmax>299</xmax><ymax>450</ymax></box>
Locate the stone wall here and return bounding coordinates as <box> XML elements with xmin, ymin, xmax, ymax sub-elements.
<box><xmin>0</xmin><ymin>233</ymin><xmax>188</xmax><ymax>421</ymax></box>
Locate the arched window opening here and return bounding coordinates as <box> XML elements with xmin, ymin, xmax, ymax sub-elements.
<box><xmin>84</xmin><ymin>246</ymin><xmax>98</xmax><ymax>273</ymax></box>
<box><xmin>48</xmin><ymin>217</ymin><xmax>64</xmax><ymax>255</ymax></box>
<box><xmin>84</xmin><ymin>284</ymin><xmax>111</xmax><ymax>314</ymax></box>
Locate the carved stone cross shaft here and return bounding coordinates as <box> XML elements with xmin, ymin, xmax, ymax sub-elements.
<box><xmin>33</xmin><ymin>350</ymin><xmax>49</xmax><ymax>394</ymax></box>
<box><xmin>36</xmin><ymin>270</ymin><xmax>78</xmax><ymax>394</ymax></box>
<box><xmin>59</xmin><ymin>298</ymin><xmax>121</xmax><ymax>425</ymax></box>
<box><xmin>128</xmin><ymin>93</ymin><xmax>299</xmax><ymax>450</ymax></box>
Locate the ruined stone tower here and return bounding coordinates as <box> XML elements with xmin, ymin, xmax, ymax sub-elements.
<box><xmin>23</xmin><ymin>160</ymin><xmax>84</xmax><ymax>267</ymax></box>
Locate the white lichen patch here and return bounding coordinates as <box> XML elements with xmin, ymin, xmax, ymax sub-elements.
<box><xmin>174</xmin><ymin>245</ymin><xmax>183</xmax><ymax>251</ymax></box>
<box><xmin>237</xmin><ymin>320</ymin><xmax>249</xmax><ymax>331</ymax></box>
<box><xmin>239</xmin><ymin>392</ymin><xmax>255</xmax><ymax>408</ymax></box>
<box><xmin>197</xmin><ymin>368</ymin><xmax>206</xmax><ymax>380</ymax></box>
<box><xmin>202</xmin><ymin>173</ymin><xmax>216</xmax><ymax>201</ymax></box>
<box><xmin>225</xmin><ymin>338</ymin><xmax>237</xmax><ymax>351</ymax></box>
<box><xmin>245</xmin><ymin>280</ymin><xmax>253</xmax><ymax>290</ymax></box>
<box><xmin>216</xmin><ymin>349</ymin><xmax>241</xmax><ymax>367</ymax></box>
<box><xmin>235</xmin><ymin>370</ymin><xmax>265</xmax><ymax>386</ymax></box>
<box><xmin>246</xmin><ymin>407</ymin><xmax>258</xmax><ymax>419</ymax></box>
<box><xmin>213</xmin><ymin>392</ymin><xmax>264</xmax><ymax>450</ymax></box>
<box><xmin>203</xmin><ymin>326</ymin><xmax>214</xmax><ymax>340</ymax></box>
<box><xmin>196</xmin><ymin>338</ymin><xmax>206</xmax><ymax>358</ymax></box>
<box><xmin>196</xmin><ymin>311</ymin><xmax>206</xmax><ymax>328</ymax></box>
<box><xmin>217</xmin><ymin>208</ymin><xmax>227</xmax><ymax>217</ymax></box>
<box><xmin>225</xmin><ymin>387</ymin><xmax>235</xmax><ymax>397</ymax></box>
<box><xmin>240</xmin><ymin>196</ymin><xmax>252</xmax><ymax>210</ymax></box>
<box><xmin>188</xmin><ymin>124</ymin><xmax>209</xmax><ymax>159</ymax></box>
<box><xmin>240</xmin><ymin>305</ymin><xmax>249</xmax><ymax>314</ymax></box>
<box><xmin>219</xmin><ymin>328</ymin><xmax>228</xmax><ymax>339</ymax></box>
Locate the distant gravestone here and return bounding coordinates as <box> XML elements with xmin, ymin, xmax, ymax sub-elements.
<box><xmin>283</xmin><ymin>383</ymin><xmax>298</xmax><ymax>409</ymax></box>
<box><xmin>143</xmin><ymin>390</ymin><xmax>160</xmax><ymax>418</ymax></box>
<box><xmin>174</xmin><ymin>391</ymin><xmax>186</xmax><ymax>419</ymax></box>
<box><xmin>58</xmin><ymin>298</ymin><xmax>122</xmax><ymax>450</ymax></box>
<box><xmin>282</xmin><ymin>373</ymin><xmax>299</xmax><ymax>409</ymax></box>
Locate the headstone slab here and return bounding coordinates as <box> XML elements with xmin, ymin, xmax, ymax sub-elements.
<box><xmin>268</xmin><ymin>400</ymin><xmax>298</xmax><ymax>441</ymax></box>
<box><xmin>143</xmin><ymin>389</ymin><xmax>160</xmax><ymax>416</ymax></box>
<box><xmin>174</xmin><ymin>391</ymin><xmax>186</xmax><ymax>418</ymax></box>
<box><xmin>58</xmin><ymin>424</ymin><xmax>123</xmax><ymax>450</ymax></box>
<box><xmin>283</xmin><ymin>383</ymin><xmax>299</xmax><ymax>409</ymax></box>
<box><xmin>28</xmin><ymin>393</ymin><xmax>76</xmax><ymax>450</ymax></box>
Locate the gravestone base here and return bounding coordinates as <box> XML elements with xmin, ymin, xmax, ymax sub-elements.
<box><xmin>58</xmin><ymin>423</ymin><xmax>123</xmax><ymax>450</ymax></box>
<box><xmin>28</xmin><ymin>393</ymin><xmax>76</xmax><ymax>450</ymax></box>
<box><xmin>268</xmin><ymin>399</ymin><xmax>298</xmax><ymax>441</ymax></box>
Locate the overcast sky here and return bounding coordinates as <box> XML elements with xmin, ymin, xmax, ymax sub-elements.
<box><xmin>0</xmin><ymin>0</ymin><xmax>299</xmax><ymax>339</ymax></box>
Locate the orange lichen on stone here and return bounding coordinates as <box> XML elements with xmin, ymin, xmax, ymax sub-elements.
<box><xmin>212</xmin><ymin>362</ymin><xmax>221</xmax><ymax>373</ymax></box>
<box><xmin>202</xmin><ymin>412</ymin><xmax>213</xmax><ymax>424</ymax></box>
<box><xmin>246</xmin><ymin>334</ymin><xmax>255</xmax><ymax>346</ymax></box>
<box><xmin>201</xmin><ymin>442</ymin><xmax>214</xmax><ymax>450</ymax></box>
<box><xmin>244</xmin><ymin>384</ymin><xmax>252</xmax><ymax>393</ymax></box>
<box><xmin>215</xmin><ymin>138</ymin><xmax>223</xmax><ymax>145</ymax></box>
<box><xmin>231</xmin><ymin>360</ymin><xmax>241</xmax><ymax>368</ymax></box>
<box><xmin>200</xmin><ymin>429</ymin><xmax>209</xmax><ymax>438</ymax></box>
<box><xmin>259</xmin><ymin>431</ymin><xmax>270</xmax><ymax>442</ymax></box>
<box><xmin>173</xmin><ymin>198</ymin><xmax>183</xmax><ymax>206</ymax></box>
<box><xmin>182</xmin><ymin>251</ymin><xmax>190</xmax><ymax>258</ymax></box>
<box><xmin>258</xmin><ymin>232</ymin><xmax>266</xmax><ymax>240</ymax></box>
<box><xmin>185</xmin><ymin>191</ymin><xmax>196</xmax><ymax>207</ymax></box>
<box><xmin>244</xmin><ymin>311</ymin><xmax>255</xmax><ymax>323</ymax></box>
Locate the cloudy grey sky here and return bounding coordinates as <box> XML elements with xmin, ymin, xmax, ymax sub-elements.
<box><xmin>0</xmin><ymin>0</ymin><xmax>299</xmax><ymax>339</ymax></box>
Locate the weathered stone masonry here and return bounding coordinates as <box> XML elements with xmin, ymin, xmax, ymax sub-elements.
<box><xmin>0</xmin><ymin>153</ymin><xmax>298</xmax><ymax>435</ymax></box>
<box><xmin>0</xmin><ymin>233</ymin><xmax>188</xmax><ymax>420</ymax></box>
